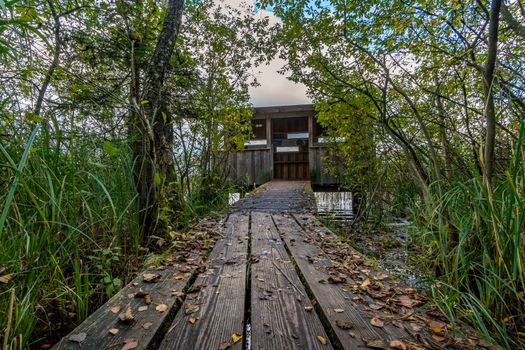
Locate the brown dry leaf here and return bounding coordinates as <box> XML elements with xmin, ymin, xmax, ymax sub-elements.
<box><xmin>335</xmin><ymin>320</ymin><xmax>353</xmax><ymax>330</ymax></box>
<box><xmin>398</xmin><ymin>295</ymin><xmax>415</xmax><ymax>308</ymax></box>
<box><xmin>478</xmin><ymin>339</ymin><xmax>492</xmax><ymax>348</ymax></box>
<box><xmin>375</xmin><ymin>272</ymin><xmax>389</xmax><ymax>280</ymax></box>
<box><xmin>138</xmin><ymin>306</ymin><xmax>148</xmax><ymax>312</ymax></box>
<box><xmin>175</xmin><ymin>274</ymin><xmax>185</xmax><ymax>280</ymax></box>
<box><xmin>119</xmin><ymin>308</ymin><xmax>134</xmax><ymax>323</ymax></box>
<box><xmin>370</xmin><ymin>317</ymin><xmax>384</xmax><ymax>328</ymax></box>
<box><xmin>327</xmin><ymin>276</ymin><xmax>347</xmax><ymax>284</ymax></box>
<box><xmin>143</xmin><ymin>273</ymin><xmax>160</xmax><ymax>283</ymax></box>
<box><xmin>363</xmin><ymin>338</ymin><xmax>387</xmax><ymax>349</ymax></box>
<box><xmin>218</xmin><ymin>342</ymin><xmax>231</xmax><ymax>350</ymax></box>
<box><xmin>144</xmin><ymin>294</ymin><xmax>152</xmax><ymax>305</ymax></box>
<box><xmin>428</xmin><ymin>320</ymin><xmax>445</xmax><ymax>333</ymax></box>
<box><xmin>317</xmin><ymin>335</ymin><xmax>327</xmax><ymax>345</ymax></box>
<box><xmin>68</xmin><ymin>333</ymin><xmax>86</xmax><ymax>344</ymax></box>
<box><xmin>172</xmin><ymin>291</ymin><xmax>185</xmax><ymax>298</ymax></box>
<box><xmin>185</xmin><ymin>305</ymin><xmax>199</xmax><ymax>315</ymax></box>
<box><xmin>392</xmin><ymin>320</ymin><xmax>405</xmax><ymax>329</ymax></box>
<box><xmin>109</xmin><ymin>328</ymin><xmax>119</xmax><ymax>335</ymax></box>
<box><xmin>122</xmin><ymin>338</ymin><xmax>138</xmax><ymax>350</ymax></box>
<box><xmin>406</xmin><ymin>342</ymin><xmax>425</xmax><ymax>350</ymax></box>
<box><xmin>304</xmin><ymin>306</ymin><xmax>313</xmax><ymax>312</ymax></box>
<box><xmin>360</xmin><ymin>278</ymin><xmax>371</xmax><ymax>288</ymax></box>
<box><xmin>334</xmin><ymin>308</ymin><xmax>344</xmax><ymax>313</ymax></box>
<box><xmin>389</xmin><ymin>339</ymin><xmax>407</xmax><ymax>350</ymax></box>
<box><xmin>0</xmin><ymin>273</ymin><xmax>14</xmax><ymax>284</ymax></box>
<box><xmin>142</xmin><ymin>322</ymin><xmax>153</xmax><ymax>330</ymax></box>
<box><xmin>408</xmin><ymin>322</ymin><xmax>422</xmax><ymax>332</ymax></box>
<box><xmin>127</xmin><ymin>293</ymin><xmax>136</xmax><ymax>299</ymax></box>
<box><xmin>432</xmin><ymin>334</ymin><xmax>446</xmax><ymax>342</ymax></box>
<box><xmin>189</xmin><ymin>317</ymin><xmax>199</xmax><ymax>325</ymax></box>
<box><xmin>231</xmin><ymin>333</ymin><xmax>242</xmax><ymax>344</ymax></box>
<box><xmin>111</xmin><ymin>305</ymin><xmax>121</xmax><ymax>314</ymax></box>
<box><xmin>156</xmin><ymin>304</ymin><xmax>168</xmax><ymax>312</ymax></box>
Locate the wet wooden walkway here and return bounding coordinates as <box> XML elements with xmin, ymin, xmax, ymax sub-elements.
<box><xmin>53</xmin><ymin>181</ymin><xmax>477</xmax><ymax>350</ymax></box>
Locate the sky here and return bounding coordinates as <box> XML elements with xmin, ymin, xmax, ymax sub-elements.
<box><xmin>222</xmin><ymin>0</ymin><xmax>311</xmax><ymax>107</ymax></box>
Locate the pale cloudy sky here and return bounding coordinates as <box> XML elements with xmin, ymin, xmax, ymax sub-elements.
<box><xmin>222</xmin><ymin>0</ymin><xmax>311</xmax><ymax>107</ymax></box>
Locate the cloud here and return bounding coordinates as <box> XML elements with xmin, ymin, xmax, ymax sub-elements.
<box><xmin>222</xmin><ymin>0</ymin><xmax>311</xmax><ymax>107</ymax></box>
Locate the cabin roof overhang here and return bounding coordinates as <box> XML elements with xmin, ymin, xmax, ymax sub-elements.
<box><xmin>253</xmin><ymin>104</ymin><xmax>315</xmax><ymax>119</ymax></box>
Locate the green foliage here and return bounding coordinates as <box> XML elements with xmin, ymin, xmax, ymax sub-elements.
<box><xmin>412</xmin><ymin>121</ymin><xmax>525</xmax><ymax>348</ymax></box>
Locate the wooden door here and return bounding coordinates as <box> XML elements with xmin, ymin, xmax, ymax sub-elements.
<box><xmin>272</xmin><ymin>117</ymin><xmax>309</xmax><ymax>180</ymax></box>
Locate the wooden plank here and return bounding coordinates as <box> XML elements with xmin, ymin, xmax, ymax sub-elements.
<box><xmin>159</xmin><ymin>212</ymin><xmax>249</xmax><ymax>350</ymax></box>
<box><xmin>250</xmin><ymin>211</ymin><xmax>332</xmax><ymax>350</ymax></box>
<box><xmin>52</xmin><ymin>258</ymin><xmax>201</xmax><ymax>349</ymax></box>
<box><xmin>273</xmin><ymin>213</ymin><xmax>410</xmax><ymax>349</ymax></box>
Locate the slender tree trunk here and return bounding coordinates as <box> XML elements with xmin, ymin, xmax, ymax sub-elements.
<box><xmin>483</xmin><ymin>0</ymin><xmax>502</xmax><ymax>180</ymax></box>
<box><xmin>136</xmin><ymin>0</ymin><xmax>184</xmax><ymax>237</ymax></box>
<box><xmin>435</xmin><ymin>80</ymin><xmax>453</xmax><ymax>180</ymax></box>
<box><xmin>35</xmin><ymin>0</ymin><xmax>61</xmax><ymax>133</ymax></box>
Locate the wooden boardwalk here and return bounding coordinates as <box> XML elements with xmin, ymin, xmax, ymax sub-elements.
<box><xmin>53</xmin><ymin>182</ymin><xmax>478</xmax><ymax>350</ymax></box>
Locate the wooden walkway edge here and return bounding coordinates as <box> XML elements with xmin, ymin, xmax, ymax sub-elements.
<box><xmin>53</xmin><ymin>181</ymin><xmax>484</xmax><ymax>350</ymax></box>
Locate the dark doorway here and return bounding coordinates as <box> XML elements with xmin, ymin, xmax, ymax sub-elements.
<box><xmin>272</xmin><ymin>117</ymin><xmax>309</xmax><ymax>180</ymax></box>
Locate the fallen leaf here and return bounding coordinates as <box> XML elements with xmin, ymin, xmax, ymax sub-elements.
<box><xmin>143</xmin><ymin>322</ymin><xmax>153</xmax><ymax>329</ymax></box>
<box><xmin>111</xmin><ymin>305</ymin><xmax>121</xmax><ymax>314</ymax></box>
<box><xmin>478</xmin><ymin>339</ymin><xmax>492</xmax><ymax>348</ymax></box>
<box><xmin>109</xmin><ymin>328</ymin><xmax>119</xmax><ymax>335</ymax></box>
<box><xmin>0</xmin><ymin>273</ymin><xmax>13</xmax><ymax>284</ymax></box>
<box><xmin>432</xmin><ymin>334</ymin><xmax>446</xmax><ymax>342</ymax></box>
<box><xmin>317</xmin><ymin>335</ymin><xmax>327</xmax><ymax>345</ymax></box>
<box><xmin>138</xmin><ymin>306</ymin><xmax>148</xmax><ymax>312</ymax></box>
<box><xmin>363</xmin><ymin>338</ymin><xmax>387</xmax><ymax>349</ymax></box>
<box><xmin>428</xmin><ymin>320</ymin><xmax>445</xmax><ymax>333</ymax></box>
<box><xmin>144</xmin><ymin>294</ymin><xmax>152</xmax><ymax>305</ymax></box>
<box><xmin>370</xmin><ymin>317</ymin><xmax>384</xmax><ymax>328</ymax></box>
<box><xmin>368</xmin><ymin>303</ymin><xmax>383</xmax><ymax>310</ymax></box>
<box><xmin>175</xmin><ymin>274</ymin><xmax>185</xmax><ymax>280</ymax></box>
<box><xmin>156</xmin><ymin>304</ymin><xmax>168</xmax><ymax>312</ymax></box>
<box><xmin>119</xmin><ymin>308</ymin><xmax>134</xmax><ymax>323</ymax></box>
<box><xmin>304</xmin><ymin>306</ymin><xmax>313</xmax><ymax>312</ymax></box>
<box><xmin>389</xmin><ymin>339</ymin><xmax>407</xmax><ymax>350</ymax></box>
<box><xmin>398</xmin><ymin>295</ymin><xmax>415</xmax><ymax>308</ymax></box>
<box><xmin>143</xmin><ymin>273</ymin><xmax>160</xmax><ymax>283</ymax></box>
<box><xmin>327</xmin><ymin>276</ymin><xmax>347</xmax><ymax>284</ymax></box>
<box><xmin>189</xmin><ymin>317</ymin><xmax>199</xmax><ymax>325</ymax></box>
<box><xmin>122</xmin><ymin>338</ymin><xmax>138</xmax><ymax>350</ymax></box>
<box><xmin>375</xmin><ymin>272</ymin><xmax>389</xmax><ymax>280</ymax></box>
<box><xmin>68</xmin><ymin>333</ymin><xmax>86</xmax><ymax>344</ymax></box>
<box><xmin>408</xmin><ymin>322</ymin><xmax>422</xmax><ymax>332</ymax></box>
<box><xmin>360</xmin><ymin>278</ymin><xmax>371</xmax><ymax>288</ymax></box>
<box><xmin>185</xmin><ymin>305</ymin><xmax>199</xmax><ymax>315</ymax></box>
<box><xmin>334</xmin><ymin>308</ymin><xmax>344</xmax><ymax>313</ymax></box>
<box><xmin>172</xmin><ymin>291</ymin><xmax>185</xmax><ymax>298</ymax></box>
<box><xmin>231</xmin><ymin>333</ymin><xmax>242</xmax><ymax>344</ymax></box>
<box><xmin>218</xmin><ymin>342</ymin><xmax>231</xmax><ymax>350</ymax></box>
<box><xmin>335</xmin><ymin>320</ymin><xmax>353</xmax><ymax>329</ymax></box>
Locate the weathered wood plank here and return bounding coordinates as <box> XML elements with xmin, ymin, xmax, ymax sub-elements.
<box><xmin>273</xmin><ymin>213</ymin><xmax>409</xmax><ymax>349</ymax></box>
<box><xmin>159</xmin><ymin>212</ymin><xmax>249</xmax><ymax>350</ymax></box>
<box><xmin>250</xmin><ymin>211</ymin><xmax>332</xmax><ymax>350</ymax></box>
<box><xmin>52</xmin><ymin>259</ymin><xmax>199</xmax><ymax>350</ymax></box>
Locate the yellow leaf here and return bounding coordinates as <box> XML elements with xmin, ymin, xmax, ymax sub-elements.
<box><xmin>317</xmin><ymin>335</ymin><xmax>327</xmax><ymax>345</ymax></box>
<box><xmin>231</xmin><ymin>333</ymin><xmax>242</xmax><ymax>344</ymax></box>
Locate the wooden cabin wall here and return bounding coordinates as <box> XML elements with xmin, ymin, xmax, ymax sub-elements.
<box><xmin>309</xmin><ymin>147</ymin><xmax>340</xmax><ymax>186</ymax></box>
<box><xmin>228</xmin><ymin>149</ymin><xmax>272</xmax><ymax>185</ymax></box>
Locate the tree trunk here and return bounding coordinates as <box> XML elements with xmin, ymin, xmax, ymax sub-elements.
<box><xmin>483</xmin><ymin>0</ymin><xmax>502</xmax><ymax>181</ymax></box>
<box><xmin>136</xmin><ymin>0</ymin><xmax>185</xmax><ymax>237</ymax></box>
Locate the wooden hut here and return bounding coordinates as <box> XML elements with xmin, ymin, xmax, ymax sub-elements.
<box><xmin>228</xmin><ymin>104</ymin><xmax>340</xmax><ymax>186</ymax></box>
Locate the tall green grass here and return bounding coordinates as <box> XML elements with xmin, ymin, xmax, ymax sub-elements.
<box><xmin>0</xmin><ymin>128</ymin><xmax>141</xmax><ymax>348</ymax></box>
<box><xmin>412</xmin><ymin>121</ymin><xmax>525</xmax><ymax>348</ymax></box>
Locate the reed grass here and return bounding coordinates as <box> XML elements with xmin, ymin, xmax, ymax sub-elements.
<box><xmin>412</xmin><ymin>121</ymin><xmax>525</xmax><ymax>348</ymax></box>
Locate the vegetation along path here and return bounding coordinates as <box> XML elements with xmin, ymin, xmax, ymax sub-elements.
<box><xmin>53</xmin><ymin>182</ymin><xmax>492</xmax><ymax>350</ymax></box>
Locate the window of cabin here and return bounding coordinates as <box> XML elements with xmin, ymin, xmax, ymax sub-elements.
<box><xmin>244</xmin><ymin>118</ymin><xmax>268</xmax><ymax>147</ymax></box>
